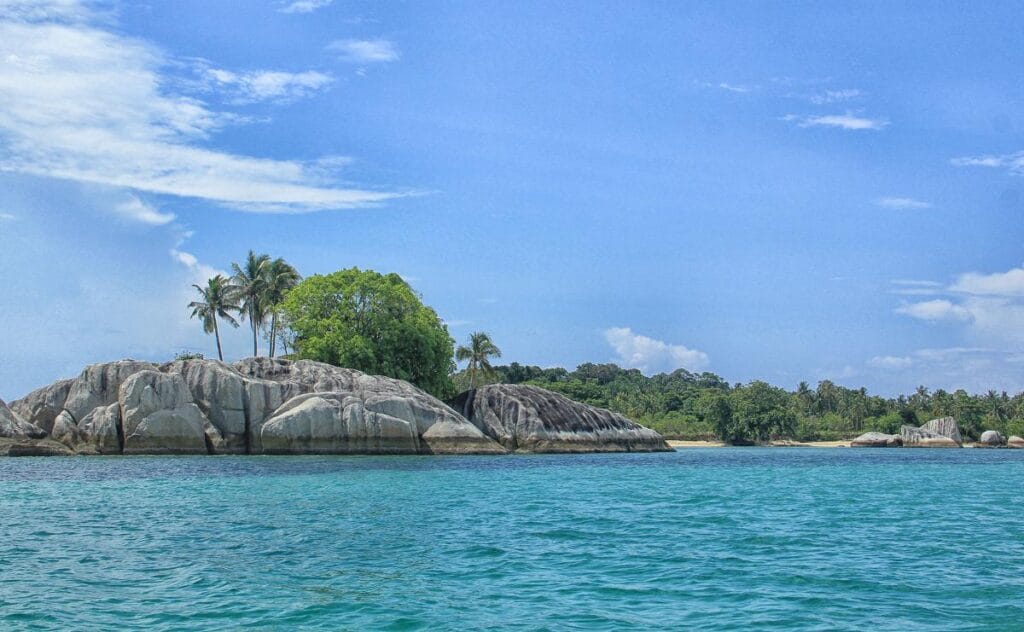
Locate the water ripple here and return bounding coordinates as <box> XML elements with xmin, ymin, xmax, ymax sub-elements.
<box><xmin>2</xmin><ymin>449</ymin><xmax>1024</xmax><ymax>630</ymax></box>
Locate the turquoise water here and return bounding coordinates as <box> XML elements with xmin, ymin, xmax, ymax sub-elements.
<box><xmin>2</xmin><ymin>449</ymin><xmax>1024</xmax><ymax>630</ymax></box>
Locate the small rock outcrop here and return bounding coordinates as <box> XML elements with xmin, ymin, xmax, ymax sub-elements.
<box><xmin>452</xmin><ymin>384</ymin><xmax>671</xmax><ymax>453</ymax></box>
<box><xmin>851</xmin><ymin>432</ymin><xmax>902</xmax><ymax>447</ymax></box>
<box><xmin>0</xmin><ymin>398</ymin><xmax>46</xmax><ymax>439</ymax></box>
<box><xmin>900</xmin><ymin>425</ymin><xmax>960</xmax><ymax>448</ymax></box>
<box><xmin>1008</xmin><ymin>436</ymin><xmax>1024</xmax><ymax>449</ymax></box>
<box><xmin>920</xmin><ymin>416</ymin><xmax>963</xmax><ymax>444</ymax></box>
<box><xmin>978</xmin><ymin>430</ymin><xmax>1006</xmax><ymax>447</ymax></box>
<box><xmin>5</xmin><ymin>358</ymin><xmax>505</xmax><ymax>456</ymax></box>
<box><xmin>10</xmin><ymin>379</ymin><xmax>74</xmax><ymax>435</ymax></box>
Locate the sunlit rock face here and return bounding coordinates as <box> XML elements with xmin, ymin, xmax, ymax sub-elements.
<box><xmin>452</xmin><ymin>384</ymin><xmax>672</xmax><ymax>453</ymax></box>
<box><xmin>6</xmin><ymin>358</ymin><xmax>506</xmax><ymax>456</ymax></box>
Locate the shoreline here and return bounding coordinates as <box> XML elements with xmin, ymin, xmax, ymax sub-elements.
<box><xmin>668</xmin><ymin>440</ymin><xmax>852</xmax><ymax>448</ymax></box>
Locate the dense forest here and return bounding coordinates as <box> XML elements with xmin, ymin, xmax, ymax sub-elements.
<box><xmin>453</xmin><ymin>363</ymin><xmax>1024</xmax><ymax>442</ymax></box>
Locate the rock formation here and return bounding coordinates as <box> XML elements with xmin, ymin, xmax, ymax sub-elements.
<box><xmin>978</xmin><ymin>430</ymin><xmax>1006</xmax><ymax>447</ymax></box>
<box><xmin>7</xmin><ymin>358</ymin><xmax>505</xmax><ymax>456</ymax></box>
<box><xmin>1008</xmin><ymin>436</ymin><xmax>1024</xmax><ymax>449</ymax></box>
<box><xmin>900</xmin><ymin>425</ymin><xmax>960</xmax><ymax>448</ymax></box>
<box><xmin>920</xmin><ymin>416</ymin><xmax>963</xmax><ymax>444</ymax></box>
<box><xmin>451</xmin><ymin>384</ymin><xmax>671</xmax><ymax>453</ymax></box>
<box><xmin>1</xmin><ymin>397</ymin><xmax>46</xmax><ymax>439</ymax></box>
<box><xmin>850</xmin><ymin>431</ymin><xmax>902</xmax><ymax>447</ymax></box>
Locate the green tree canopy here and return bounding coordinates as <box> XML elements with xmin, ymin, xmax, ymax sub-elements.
<box><xmin>281</xmin><ymin>268</ymin><xmax>455</xmax><ymax>397</ymax></box>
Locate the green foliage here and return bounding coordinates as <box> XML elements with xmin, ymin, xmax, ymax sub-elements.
<box><xmin>474</xmin><ymin>361</ymin><xmax>1024</xmax><ymax>441</ymax></box>
<box><xmin>281</xmin><ymin>267</ymin><xmax>455</xmax><ymax>398</ymax></box>
<box><xmin>174</xmin><ymin>351</ymin><xmax>205</xmax><ymax>361</ymax></box>
<box><xmin>455</xmin><ymin>332</ymin><xmax>502</xmax><ymax>389</ymax></box>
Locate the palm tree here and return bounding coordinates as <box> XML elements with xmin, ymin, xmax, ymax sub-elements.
<box><xmin>456</xmin><ymin>332</ymin><xmax>502</xmax><ymax>389</ymax></box>
<box><xmin>231</xmin><ymin>250</ymin><xmax>271</xmax><ymax>357</ymax></box>
<box><xmin>263</xmin><ymin>258</ymin><xmax>301</xmax><ymax>358</ymax></box>
<box><xmin>188</xmin><ymin>275</ymin><xmax>240</xmax><ymax>361</ymax></box>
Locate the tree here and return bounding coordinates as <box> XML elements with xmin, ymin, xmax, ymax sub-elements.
<box><xmin>263</xmin><ymin>258</ymin><xmax>301</xmax><ymax>358</ymax></box>
<box><xmin>188</xmin><ymin>274</ymin><xmax>240</xmax><ymax>361</ymax></box>
<box><xmin>231</xmin><ymin>250</ymin><xmax>270</xmax><ymax>357</ymax></box>
<box><xmin>456</xmin><ymin>332</ymin><xmax>502</xmax><ymax>389</ymax></box>
<box><xmin>281</xmin><ymin>268</ymin><xmax>455</xmax><ymax>397</ymax></box>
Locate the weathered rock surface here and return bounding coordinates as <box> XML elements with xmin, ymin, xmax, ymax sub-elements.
<box><xmin>920</xmin><ymin>416</ymin><xmax>963</xmax><ymax>444</ymax></box>
<box><xmin>120</xmin><ymin>370</ymin><xmax>222</xmax><ymax>455</ymax></box>
<box><xmin>1007</xmin><ymin>436</ymin><xmax>1024</xmax><ymax>449</ymax></box>
<box><xmin>240</xmin><ymin>358</ymin><xmax>503</xmax><ymax>455</ymax></box>
<box><xmin>0</xmin><ymin>398</ymin><xmax>46</xmax><ymax>439</ymax></box>
<box><xmin>10</xmin><ymin>379</ymin><xmax>73</xmax><ymax>434</ymax></box>
<box><xmin>900</xmin><ymin>425</ymin><xmax>960</xmax><ymax>448</ymax></box>
<box><xmin>0</xmin><ymin>437</ymin><xmax>75</xmax><ymax>457</ymax></box>
<box><xmin>851</xmin><ymin>432</ymin><xmax>902</xmax><ymax>447</ymax></box>
<box><xmin>452</xmin><ymin>384</ymin><xmax>671</xmax><ymax>453</ymax></box>
<box><xmin>978</xmin><ymin>430</ymin><xmax>1006</xmax><ymax>447</ymax></box>
<box><xmin>5</xmin><ymin>357</ymin><xmax>505</xmax><ymax>456</ymax></box>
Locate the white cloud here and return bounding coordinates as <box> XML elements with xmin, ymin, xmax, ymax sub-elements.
<box><xmin>604</xmin><ymin>327</ymin><xmax>709</xmax><ymax>374</ymax></box>
<box><xmin>787</xmin><ymin>112</ymin><xmax>888</xmax><ymax>130</ymax></box>
<box><xmin>950</xmin><ymin>151</ymin><xmax>1024</xmax><ymax>174</ymax></box>
<box><xmin>895</xmin><ymin>299</ymin><xmax>973</xmax><ymax>322</ymax></box>
<box><xmin>278</xmin><ymin>0</ymin><xmax>332</xmax><ymax>13</ymax></box>
<box><xmin>327</xmin><ymin>39</ymin><xmax>400</xmax><ymax>63</ymax></box>
<box><xmin>868</xmin><ymin>355</ymin><xmax>913</xmax><ymax>369</ymax></box>
<box><xmin>112</xmin><ymin>195</ymin><xmax>175</xmax><ymax>225</ymax></box>
<box><xmin>875</xmin><ymin>197</ymin><xmax>932</xmax><ymax>210</ymax></box>
<box><xmin>203</xmin><ymin>67</ymin><xmax>332</xmax><ymax>104</ymax></box>
<box><xmin>0</xmin><ymin>211</ymin><xmax>15</xmax><ymax>220</ymax></box>
<box><xmin>718</xmin><ymin>82</ymin><xmax>750</xmax><ymax>93</ymax></box>
<box><xmin>949</xmin><ymin>265</ymin><xmax>1024</xmax><ymax>297</ymax></box>
<box><xmin>170</xmin><ymin>247</ymin><xmax>226</xmax><ymax>286</ymax></box>
<box><xmin>0</xmin><ymin>2</ymin><xmax>401</xmax><ymax>213</ymax></box>
<box><xmin>892</xmin><ymin>279</ymin><xmax>942</xmax><ymax>287</ymax></box>
<box><xmin>809</xmin><ymin>89</ymin><xmax>861</xmax><ymax>105</ymax></box>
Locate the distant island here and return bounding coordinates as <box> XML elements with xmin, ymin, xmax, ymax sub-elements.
<box><xmin>2</xmin><ymin>251</ymin><xmax>1022</xmax><ymax>456</ymax></box>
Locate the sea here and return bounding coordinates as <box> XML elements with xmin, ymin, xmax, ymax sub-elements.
<box><xmin>2</xmin><ymin>448</ymin><xmax>1023</xmax><ymax>630</ymax></box>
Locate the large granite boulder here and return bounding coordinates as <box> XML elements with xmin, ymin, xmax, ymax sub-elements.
<box><xmin>978</xmin><ymin>430</ymin><xmax>1006</xmax><ymax>447</ymax></box>
<box><xmin>63</xmin><ymin>360</ymin><xmax>158</xmax><ymax>424</ymax></box>
<box><xmin>119</xmin><ymin>370</ymin><xmax>222</xmax><ymax>455</ymax></box>
<box><xmin>452</xmin><ymin>384</ymin><xmax>671</xmax><ymax>453</ymax></box>
<box><xmin>260</xmin><ymin>393</ymin><xmax>421</xmax><ymax>454</ymax></box>
<box><xmin>238</xmin><ymin>358</ymin><xmax>503</xmax><ymax>455</ymax></box>
<box><xmin>920</xmin><ymin>417</ymin><xmax>963</xmax><ymax>444</ymax></box>
<box><xmin>1007</xmin><ymin>436</ymin><xmax>1024</xmax><ymax>449</ymax></box>
<box><xmin>0</xmin><ymin>398</ymin><xmax>46</xmax><ymax>439</ymax></box>
<box><xmin>10</xmin><ymin>378</ymin><xmax>73</xmax><ymax>434</ymax></box>
<box><xmin>900</xmin><ymin>425</ymin><xmax>960</xmax><ymax>448</ymax></box>
<box><xmin>851</xmin><ymin>432</ymin><xmax>902</xmax><ymax>447</ymax></box>
<box><xmin>5</xmin><ymin>357</ymin><xmax>505</xmax><ymax>456</ymax></box>
<box><xmin>162</xmin><ymin>360</ymin><xmax>252</xmax><ymax>454</ymax></box>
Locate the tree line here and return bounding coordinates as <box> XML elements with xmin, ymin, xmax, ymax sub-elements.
<box><xmin>187</xmin><ymin>262</ymin><xmax>1023</xmax><ymax>442</ymax></box>
<box><xmin>454</xmin><ymin>362</ymin><xmax>1024</xmax><ymax>443</ymax></box>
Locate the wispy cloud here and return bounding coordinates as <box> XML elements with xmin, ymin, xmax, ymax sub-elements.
<box><xmin>875</xmin><ymin>197</ymin><xmax>933</xmax><ymax>210</ymax></box>
<box><xmin>950</xmin><ymin>265</ymin><xmax>1024</xmax><ymax>297</ymax></box>
<box><xmin>113</xmin><ymin>195</ymin><xmax>175</xmax><ymax>225</ymax></box>
<box><xmin>277</xmin><ymin>0</ymin><xmax>332</xmax><ymax>14</ymax></box>
<box><xmin>718</xmin><ymin>82</ymin><xmax>750</xmax><ymax>93</ymax></box>
<box><xmin>895</xmin><ymin>299</ymin><xmax>972</xmax><ymax>322</ymax></box>
<box><xmin>868</xmin><ymin>355</ymin><xmax>913</xmax><ymax>369</ymax></box>
<box><xmin>0</xmin><ymin>212</ymin><xmax>15</xmax><ymax>220</ymax></box>
<box><xmin>604</xmin><ymin>327</ymin><xmax>709</xmax><ymax>374</ymax></box>
<box><xmin>808</xmin><ymin>88</ymin><xmax>861</xmax><ymax>105</ymax></box>
<box><xmin>950</xmin><ymin>151</ymin><xmax>1024</xmax><ymax>175</ymax></box>
<box><xmin>0</xmin><ymin>1</ymin><xmax>401</xmax><ymax>213</ymax></box>
<box><xmin>202</xmin><ymin>67</ymin><xmax>332</xmax><ymax>104</ymax></box>
<box><xmin>786</xmin><ymin>112</ymin><xmax>888</xmax><ymax>131</ymax></box>
<box><xmin>893</xmin><ymin>265</ymin><xmax>1024</xmax><ymax>350</ymax></box>
<box><xmin>327</xmin><ymin>39</ymin><xmax>400</xmax><ymax>63</ymax></box>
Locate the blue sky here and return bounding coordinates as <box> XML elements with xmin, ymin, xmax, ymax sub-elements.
<box><xmin>1</xmin><ymin>0</ymin><xmax>1023</xmax><ymax>400</ymax></box>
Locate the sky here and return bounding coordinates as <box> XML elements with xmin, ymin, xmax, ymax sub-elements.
<box><xmin>1</xmin><ymin>0</ymin><xmax>1023</xmax><ymax>400</ymax></box>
